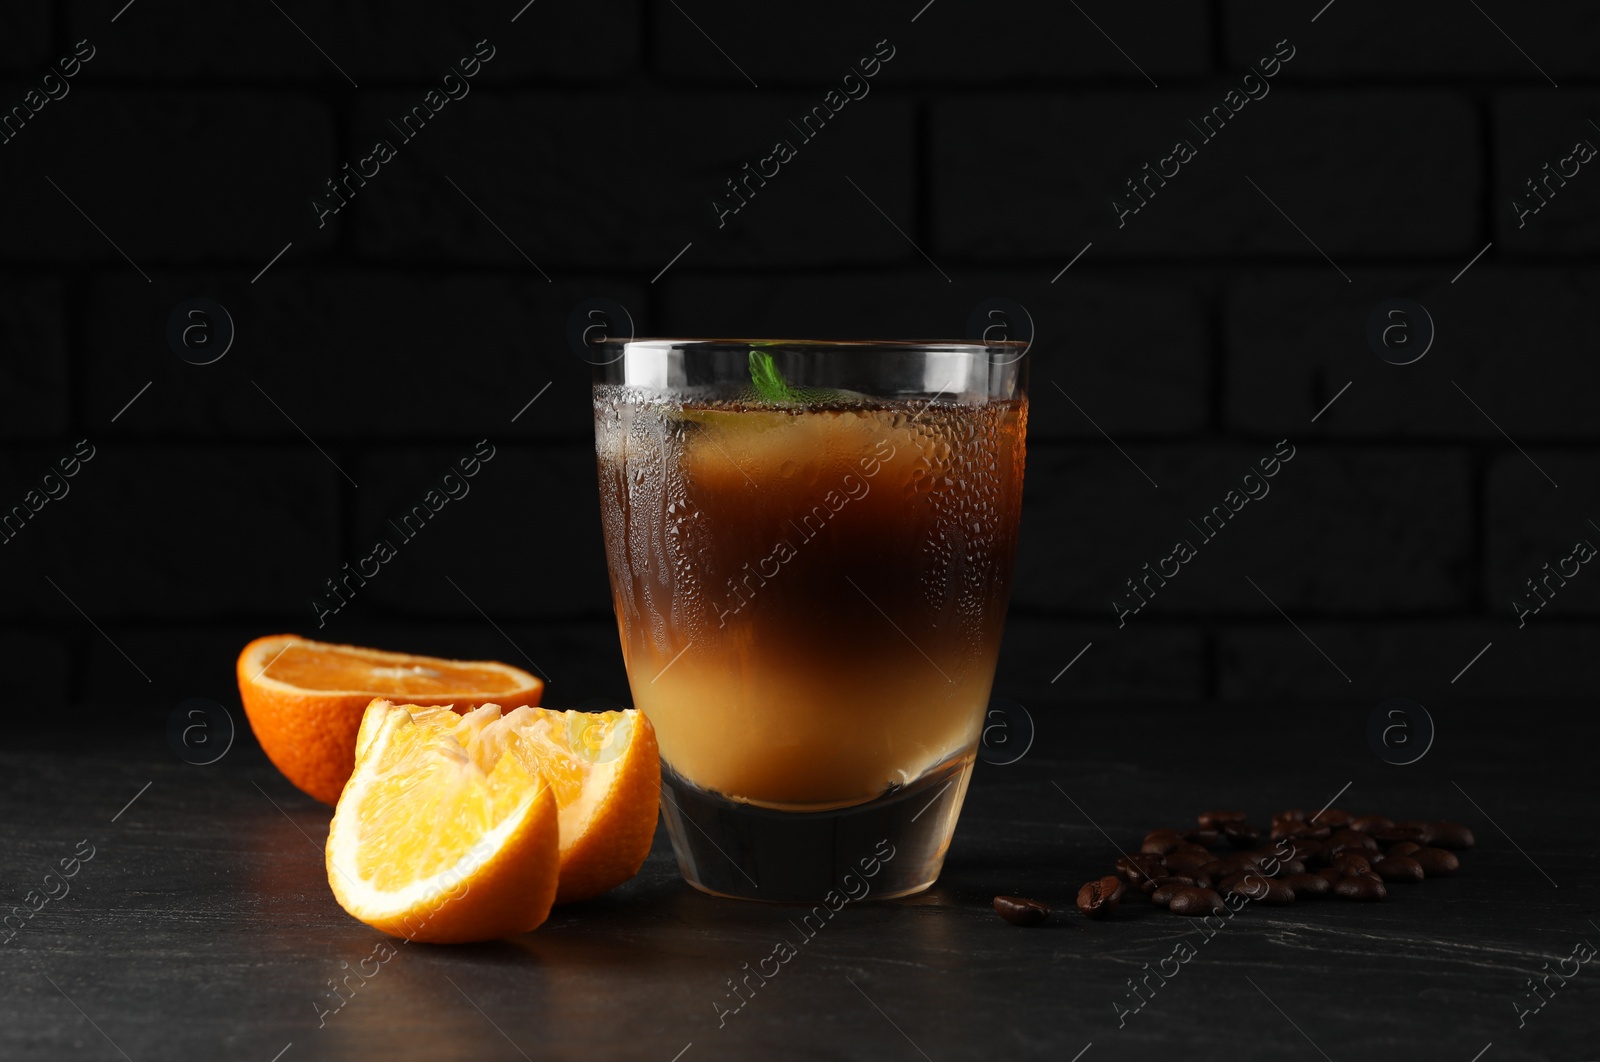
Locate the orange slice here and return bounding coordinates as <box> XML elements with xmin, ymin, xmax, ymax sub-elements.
<box><xmin>360</xmin><ymin>702</ymin><xmax>660</xmax><ymax>905</ymax></box>
<box><xmin>237</xmin><ymin>635</ymin><xmax>543</xmax><ymax>805</ymax></box>
<box><xmin>327</xmin><ymin>700</ymin><xmax>559</xmax><ymax>943</ymax></box>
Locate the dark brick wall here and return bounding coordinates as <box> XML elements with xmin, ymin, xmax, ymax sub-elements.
<box><xmin>2</xmin><ymin>0</ymin><xmax>1596</xmax><ymax>715</ymax></box>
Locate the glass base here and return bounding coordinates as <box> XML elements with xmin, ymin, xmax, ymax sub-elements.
<box><xmin>657</xmin><ymin>750</ymin><xmax>975</xmax><ymax>903</ymax></box>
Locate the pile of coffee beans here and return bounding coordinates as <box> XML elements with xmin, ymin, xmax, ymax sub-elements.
<box><xmin>1094</xmin><ymin>808</ymin><xmax>1474</xmax><ymax>918</ymax></box>
<box><xmin>992</xmin><ymin>808</ymin><xmax>1474</xmax><ymax>926</ymax></box>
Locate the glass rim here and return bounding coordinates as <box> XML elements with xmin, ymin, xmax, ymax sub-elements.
<box><xmin>591</xmin><ymin>337</ymin><xmax>1029</xmax><ymax>388</ymax></box>
<box><xmin>614</xmin><ymin>337</ymin><xmax>1027</xmax><ymax>353</ymax></box>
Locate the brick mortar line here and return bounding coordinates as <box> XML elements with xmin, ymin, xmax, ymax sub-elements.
<box><xmin>14</xmin><ymin>75</ymin><xmax>1600</xmax><ymax>89</ymax></box>
<box><xmin>17</xmin><ymin>255</ymin><xmax>1600</xmax><ymax>275</ymax></box>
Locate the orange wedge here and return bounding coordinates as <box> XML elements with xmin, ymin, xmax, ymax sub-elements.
<box><xmin>507</xmin><ymin>705</ymin><xmax>660</xmax><ymax>904</ymax></box>
<box><xmin>327</xmin><ymin>701</ymin><xmax>559</xmax><ymax>943</ymax></box>
<box><xmin>237</xmin><ymin>635</ymin><xmax>544</xmax><ymax>805</ymax></box>
<box><xmin>358</xmin><ymin>701</ymin><xmax>660</xmax><ymax>905</ymax></box>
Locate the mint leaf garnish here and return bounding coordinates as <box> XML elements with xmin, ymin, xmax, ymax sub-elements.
<box><xmin>744</xmin><ymin>347</ymin><xmax>869</xmax><ymax>407</ymax></box>
<box><xmin>749</xmin><ymin>349</ymin><xmax>796</xmax><ymax>403</ymax></box>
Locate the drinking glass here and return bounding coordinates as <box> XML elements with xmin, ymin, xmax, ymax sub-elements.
<box><xmin>592</xmin><ymin>339</ymin><xmax>1027</xmax><ymax>901</ymax></box>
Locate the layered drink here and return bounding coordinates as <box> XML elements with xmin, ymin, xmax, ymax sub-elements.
<box><xmin>592</xmin><ymin>341</ymin><xmax>1027</xmax><ymax>900</ymax></box>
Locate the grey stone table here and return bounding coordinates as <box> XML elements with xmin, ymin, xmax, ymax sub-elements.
<box><xmin>2</xmin><ymin>700</ymin><xmax>1594</xmax><ymax>1061</ymax></box>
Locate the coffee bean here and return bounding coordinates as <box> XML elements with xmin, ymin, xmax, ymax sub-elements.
<box><xmin>1371</xmin><ymin>825</ymin><xmax>1428</xmax><ymax>845</ymax></box>
<box><xmin>1166</xmin><ymin>851</ymin><xmax>1212</xmax><ymax>874</ymax></box>
<box><xmin>1185</xmin><ymin>829</ymin><xmax>1222</xmax><ymax>847</ymax></box>
<box><xmin>1222</xmin><ymin>873</ymin><xmax>1292</xmax><ymax>904</ymax></box>
<box><xmin>1397</xmin><ymin>820</ymin><xmax>1438</xmax><ymax>844</ymax></box>
<box><xmin>1325</xmin><ymin>844</ymin><xmax>1379</xmax><ymax>867</ymax></box>
<box><xmin>1387</xmin><ymin>841</ymin><xmax>1422</xmax><ymax>858</ymax></box>
<box><xmin>1219</xmin><ymin>872</ymin><xmax>1263</xmax><ymax>899</ymax></box>
<box><xmin>1283</xmin><ymin>872</ymin><xmax>1331</xmax><ymax>898</ymax></box>
<box><xmin>1115</xmin><ymin>854</ymin><xmax>1166</xmax><ymax>885</ymax></box>
<box><xmin>1223</xmin><ymin>821</ymin><xmax>1261</xmax><ymax>849</ymax></box>
<box><xmin>1274</xmin><ymin>821</ymin><xmax>1332</xmax><ymax>841</ymax></box>
<box><xmin>1151</xmin><ymin>882</ymin><xmax>1189</xmax><ymax>907</ymax></box>
<box><xmin>1274</xmin><ymin>807</ymin><xmax>1306</xmax><ymax>823</ymax></box>
<box><xmin>1167</xmin><ymin>887</ymin><xmax>1226</xmax><ymax>916</ymax></box>
<box><xmin>1315</xmin><ymin>867</ymin><xmax>1345</xmax><ymax>887</ymax></box>
<box><xmin>1283</xmin><ymin>838</ymin><xmax>1323</xmax><ymax>861</ymax></box>
<box><xmin>1332</xmin><ymin>875</ymin><xmax>1387</xmax><ymax>901</ymax></box>
<box><xmin>1141</xmin><ymin>874</ymin><xmax>1199</xmax><ymax>895</ymax></box>
<box><xmin>1329</xmin><ymin>829</ymin><xmax>1379</xmax><ymax>852</ymax></box>
<box><xmin>1206</xmin><ymin>851</ymin><xmax>1264</xmax><ymax>876</ymax></box>
<box><xmin>1141</xmin><ymin>828</ymin><xmax>1187</xmax><ymax>855</ymax></box>
<box><xmin>1276</xmin><ymin>858</ymin><xmax>1308</xmax><ymax>877</ymax></box>
<box><xmin>1373</xmin><ymin>856</ymin><xmax>1425</xmax><ymax>883</ymax></box>
<box><xmin>1077</xmin><ymin>876</ymin><xmax>1125</xmax><ymax>919</ymax></box>
<box><xmin>1198</xmin><ymin>811</ymin><xmax>1247</xmax><ymax>829</ymax></box>
<box><xmin>1255</xmin><ymin>879</ymin><xmax>1296</xmax><ymax>904</ymax></box>
<box><xmin>1214</xmin><ymin>871</ymin><xmax>1250</xmax><ymax>895</ymax></box>
<box><xmin>1430</xmin><ymin>821</ymin><xmax>1476</xmax><ymax>850</ymax></box>
<box><xmin>1314</xmin><ymin>808</ymin><xmax>1353</xmax><ymax>828</ymax></box>
<box><xmin>1350</xmin><ymin>815</ymin><xmax>1394</xmax><ymax>834</ymax></box>
<box><xmin>1253</xmin><ymin>848</ymin><xmax>1294</xmax><ymax>871</ymax></box>
<box><xmin>993</xmin><ymin>895</ymin><xmax>1050</xmax><ymax>926</ymax></box>
<box><xmin>1332</xmin><ymin>853</ymin><xmax>1373</xmax><ymax>876</ymax></box>
<box><xmin>1411</xmin><ymin>848</ymin><xmax>1460</xmax><ymax>877</ymax></box>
